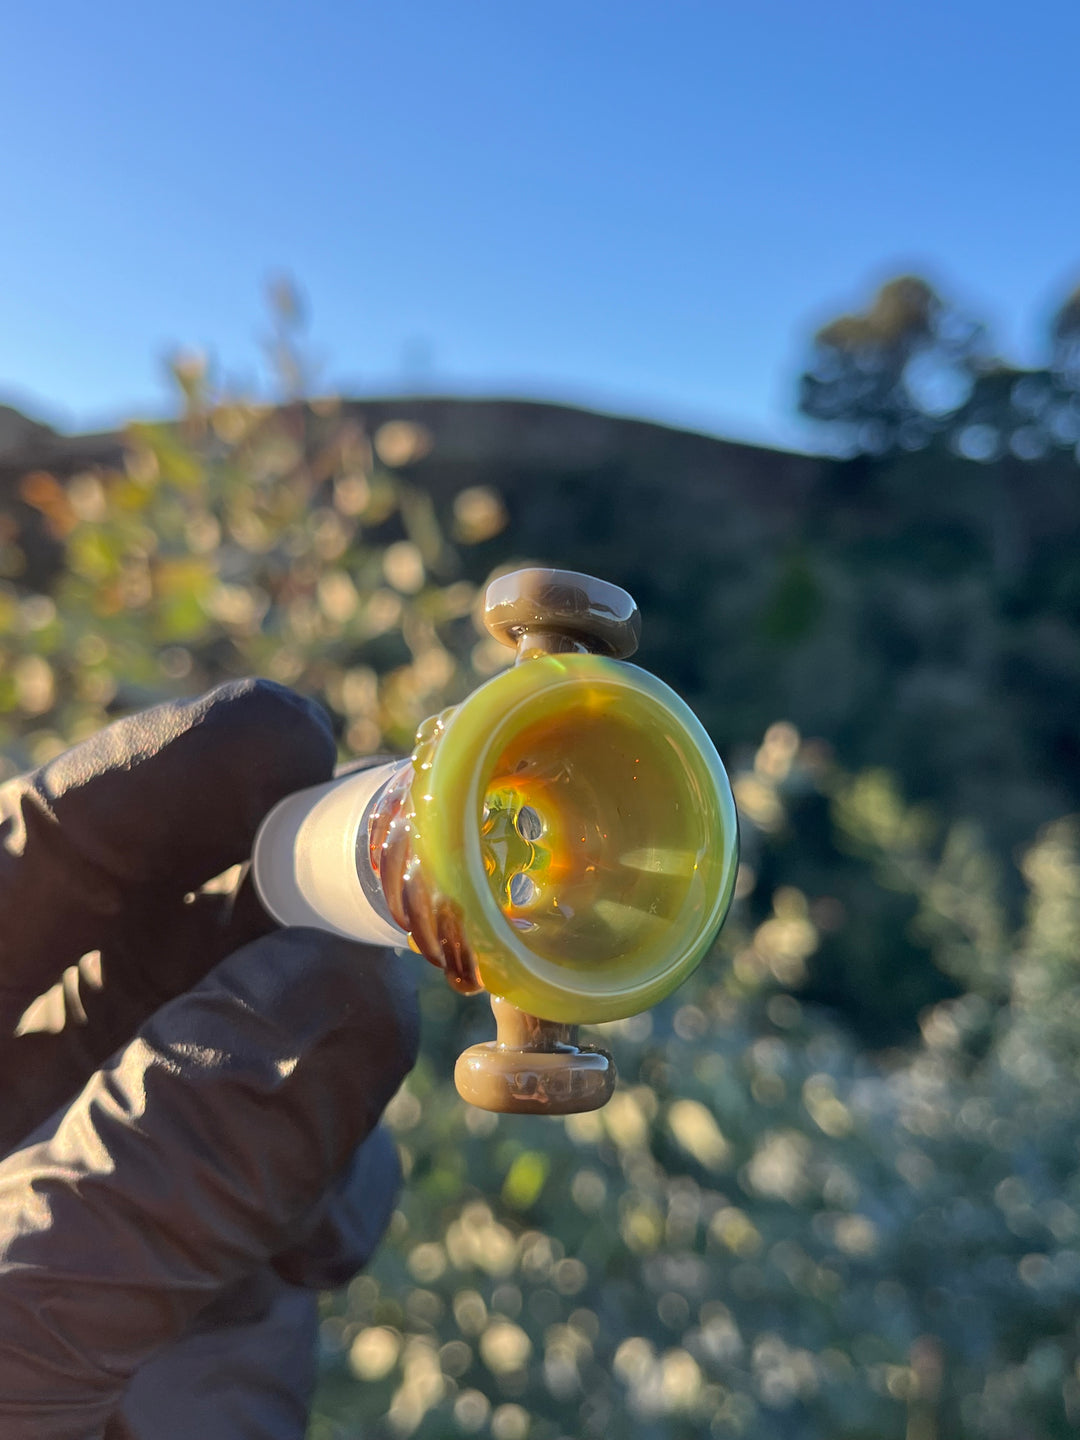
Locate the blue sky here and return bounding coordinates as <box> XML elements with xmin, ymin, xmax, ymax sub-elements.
<box><xmin>2</xmin><ymin>1</ymin><xmax>1078</xmax><ymax>451</ymax></box>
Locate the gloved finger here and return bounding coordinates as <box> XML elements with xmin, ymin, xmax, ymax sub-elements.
<box><xmin>0</xmin><ymin>926</ymin><xmax>419</xmax><ymax>1438</ymax></box>
<box><xmin>0</xmin><ymin>732</ymin><xmax>395</xmax><ymax>1150</ymax></box>
<box><xmin>108</xmin><ymin>1271</ymin><xmax>318</xmax><ymax>1440</ymax></box>
<box><xmin>110</xmin><ymin>1126</ymin><xmax>401</xmax><ymax>1440</ymax></box>
<box><xmin>100</xmin><ymin>745</ymin><xmax>398</xmax><ymax>1016</ymax></box>
<box><xmin>0</xmin><ymin>876</ymin><xmax>272</xmax><ymax>1154</ymax></box>
<box><xmin>112</xmin><ymin>1124</ymin><xmax>402</xmax><ymax>1440</ymax></box>
<box><xmin>0</xmin><ymin>678</ymin><xmax>336</xmax><ymax>1009</ymax></box>
<box><xmin>273</xmin><ymin>1123</ymin><xmax>402</xmax><ymax>1290</ymax></box>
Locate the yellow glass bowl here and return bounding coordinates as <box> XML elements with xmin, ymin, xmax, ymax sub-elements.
<box><xmin>408</xmin><ymin>652</ymin><xmax>738</xmax><ymax>1023</ymax></box>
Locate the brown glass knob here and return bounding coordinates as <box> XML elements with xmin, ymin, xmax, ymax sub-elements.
<box><xmin>454</xmin><ymin>997</ymin><xmax>616</xmax><ymax>1115</ymax></box>
<box><xmin>484</xmin><ymin>568</ymin><xmax>640</xmax><ymax>662</ymax></box>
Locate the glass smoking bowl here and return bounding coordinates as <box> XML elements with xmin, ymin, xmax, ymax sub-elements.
<box><xmin>253</xmin><ymin>568</ymin><xmax>739</xmax><ymax>1114</ymax></box>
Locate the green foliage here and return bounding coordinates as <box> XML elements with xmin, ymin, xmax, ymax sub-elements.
<box><xmin>0</xmin><ymin>373</ymin><xmax>495</xmax><ymax>779</ymax></box>
<box><xmin>758</xmin><ymin>551</ymin><xmax>825</xmax><ymax>646</ymax></box>
<box><xmin>2</xmin><ymin>322</ymin><xmax>1079</xmax><ymax>1436</ymax></box>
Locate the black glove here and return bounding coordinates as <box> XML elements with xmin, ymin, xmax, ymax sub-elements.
<box><xmin>0</xmin><ymin>679</ymin><xmax>419</xmax><ymax>1439</ymax></box>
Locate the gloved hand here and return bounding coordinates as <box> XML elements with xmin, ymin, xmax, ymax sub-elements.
<box><xmin>0</xmin><ymin>679</ymin><xmax>419</xmax><ymax>1440</ymax></box>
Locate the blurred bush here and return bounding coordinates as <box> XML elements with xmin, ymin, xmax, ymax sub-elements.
<box><xmin>318</xmin><ymin>746</ymin><xmax>1080</xmax><ymax>1440</ymax></box>
<box><xmin>1</xmin><ymin>307</ymin><xmax>1079</xmax><ymax>1437</ymax></box>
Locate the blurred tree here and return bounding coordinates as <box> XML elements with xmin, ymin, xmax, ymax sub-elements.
<box><xmin>798</xmin><ymin>275</ymin><xmax>992</xmax><ymax>455</ymax></box>
<box><xmin>799</xmin><ymin>273</ymin><xmax>1080</xmax><ymax>463</ymax></box>
<box><xmin>1050</xmin><ymin>281</ymin><xmax>1080</xmax><ymax>389</ymax></box>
